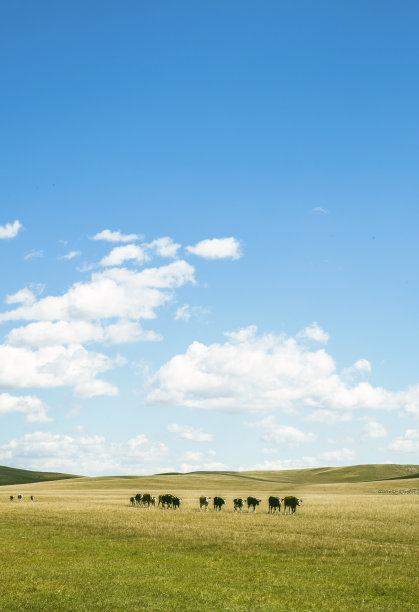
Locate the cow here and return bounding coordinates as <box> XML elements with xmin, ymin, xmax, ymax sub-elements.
<box><xmin>160</xmin><ymin>494</ymin><xmax>174</xmax><ymax>509</ymax></box>
<box><xmin>142</xmin><ymin>493</ymin><xmax>153</xmax><ymax>507</ymax></box>
<box><xmin>268</xmin><ymin>496</ymin><xmax>283</xmax><ymax>514</ymax></box>
<box><xmin>199</xmin><ymin>496</ymin><xmax>211</xmax><ymax>512</ymax></box>
<box><xmin>213</xmin><ymin>497</ymin><xmax>226</xmax><ymax>512</ymax></box>
<box><xmin>283</xmin><ymin>496</ymin><xmax>302</xmax><ymax>514</ymax></box>
<box><xmin>130</xmin><ymin>497</ymin><xmax>136</xmax><ymax>506</ymax></box>
<box><xmin>150</xmin><ymin>495</ymin><xmax>156</xmax><ymax>507</ymax></box>
<box><xmin>17</xmin><ymin>494</ymin><xmax>23</xmax><ymax>502</ymax></box>
<box><xmin>233</xmin><ymin>498</ymin><xmax>246</xmax><ymax>512</ymax></box>
<box><xmin>172</xmin><ymin>496</ymin><xmax>181</xmax><ymax>510</ymax></box>
<box><xmin>10</xmin><ymin>496</ymin><xmax>13</xmax><ymax>502</ymax></box>
<box><xmin>30</xmin><ymin>495</ymin><xmax>34</xmax><ymax>502</ymax></box>
<box><xmin>134</xmin><ymin>493</ymin><xmax>142</xmax><ymax>506</ymax></box>
<box><xmin>247</xmin><ymin>496</ymin><xmax>261</xmax><ymax>512</ymax></box>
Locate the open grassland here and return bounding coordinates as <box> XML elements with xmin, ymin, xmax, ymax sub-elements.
<box><xmin>1</xmin><ymin>472</ymin><xmax>418</xmax><ymax>611</ymax></box>
<box><xmin>0</xmin><ymin>465</ymin><xmax>79</xmax><ymax>487</ymax></box>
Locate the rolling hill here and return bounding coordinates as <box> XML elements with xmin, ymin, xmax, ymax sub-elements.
<box><xmin>0</xmin><ymin>465</ymin><xmax>80</xmax><ymax>486</ymax></box>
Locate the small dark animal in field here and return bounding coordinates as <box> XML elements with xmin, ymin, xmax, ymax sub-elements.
<box><xmin>233</xmin><ymin>498</ymin><xmax>246</xmax><ymax>512</ymax></box>
<box><xmin>17</xmin><ymin>494</ymin><xmax>23</xmax><ymax>502</ymax></box>
<box><xmin>160</xmin><ymin>494</ymin><xmax>174</xmax><ymax>509</ymax></box>
<box><xmin>283</xmin><ymin>496</ymin><xmax>302</xmax><ymax>514</ymax></box>
<box><xmin>30</xmin><ymin>495</ymin><xmax>34</xmax><ymax>502</ymax></box>
<box><xmin>247</xmin><ymin>497</ymin><xmax>261</xmax><ymax>512</ymax></box>
<box><xmin>268</xmin><ymin>496</ymin><xmax>283</xmax><ymax>514</ymax></box>
<box><xmin>199</xmin><ymin>496</ymin><xmax>211</xmax><ymax>512</ymax></box>
<box><xmin>10</xmin><ymin>496</ymin><xmax>14</xmax><ymax>502</ymax></box>
<box><xmin>142</xmin><ymin>493</ymin><xmax>153</xmax><ymax>507</ymax></box>
<box><xmin>172</xmin><ymin>496</ymin><xmax>181</xmax><ymax>509</ymax></box>
<box><xmin>135</xmin><ymin>493</ymin><xmax>142</xmax><ymax>506</ymax></box>
<box><xmin>213</xmin><ymin>497</ymin><xmax>226</xmax><ymax>512</ymax></box>
<box><xmin>130</xmin><ymin>497</ymin><xmax>135</xmax><ymax>506</ymax></box>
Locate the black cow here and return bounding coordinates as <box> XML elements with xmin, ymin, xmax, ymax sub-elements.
<box><xmin>10</xmin><ymin>496</ymin><xmax>13</xmax><ymax>502</ymax></box>
<box><xmin>30</xmin><ymin>495</ymin><xmax>34</xmax><ymax>502</ymax></box>
<box><xmin>283</xmin><ymin>496</ymin><xmax>302</xmax><ymax>514</ymax></box>
<box><xmin>135</xmin><ymin>493</ymin><xmax>142</xmax><ymax>506</ymax></box>
<box><xmin>130</xmin><ymin>496</ymin><xmax>135</xmax><ymax>506</ymax></box>
<box><xmin>268</xmin><ymin>496</ymin><xmax>283</xmax><ymax>514</ymax></box>
<box><xmin>247</xmin><ymin>496</ymin><xmax>261</xmax><ymax>512</ymax></box>
<box><xmin>233</xmin><ymin>498</ymin><xmax>246</xmax><ymax>512</ymax></box>
<box><xmin>172</xmin><ymin>496</ymin><xmax>181</xmax><ymax>509</ymax></box>
<box><xmin>160</xmin><ymin>494</ymin><xmax>174</xmax><ymax>509</ymax></box>
<box><xmin>213</xmin><ymin>497</ymin><xmax>226</xmax><ymax>512</ymax></box>
<box><xmin>142</xmin><ymin>493</ymin><xmax>153</xmax><ymax>507</ymax></box>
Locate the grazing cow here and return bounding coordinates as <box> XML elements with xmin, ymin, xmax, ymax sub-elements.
<box><xmin>10</xmin><ymin>496</ymin><xmax>14</xmax><ymax>502</ymax></box>
<box><xmin>160</xmin><ymin>494</ymin><xmax>174</xmax><ymax>509</ymax></box>
<box><xmin>130</xmin><ymin>497</ymin><xmax>136</xmax><ymax>506</ymax></box>
<box><xmin>283</xmin><ymin>496</ymin><xmax>302</xmax><ymax>514</ymax></box>
<box><xmin>30</xmin><ymin>495</ymin><xmax>34</xmax><ymax>502</ymax></box>
<box><xmin>233</xmin><ymin>498</ymin><xmax>246</xmax><ymax>512</ymax></box>
<box><xmin>142</xmin><ymin>493</ymin><xmax>153</xmax><ymax>507</ymax></box>
<box><xmin>134</xmin><ymin>493</ymin><xmax>142</xmax><ymax>506</ymax></box>
<box><xmin>213</xmin><ymin>497</ymin><xmax>226</xmax><ymax>512</ymax></box>
<box><xmin>172</xmin><ymin>496</ymin><xmax>181</xmax><ymax>510</ymax></box>
<box><xmin>268</xmin><ymin>496</ymin><xmax>283</xmax><ymax>514</ymax></box>
<box><xmin>150</xmin><ymin>495</ymin><xmax>156</xmax><ymax>507</ymax></box>
<box><xmin>17</xmin><ymin>494</ymin><xmax>23</xmax><ymax>502</ymax></box>
<box><xmin>199</xmin><ymin>496</ymin><xmax>211</xmax><ymax>512</ymax></box>
<box><xmin>247</xmin><ymin>497</ymin><xmax>261</xmax><ymax>512</ymax></box>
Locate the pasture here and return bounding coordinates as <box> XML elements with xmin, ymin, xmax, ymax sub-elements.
<box><xmin>1</xmin><ymin>471</ymin><xmax>418</xmax><ymax>611</ymax></box>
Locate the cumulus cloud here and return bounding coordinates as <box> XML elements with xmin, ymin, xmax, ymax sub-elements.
<box><xmin>297</xmin><ymin>322</ymin><xmax>329</xmax><ymax>343</ymax></box>
<box><xmin>361</xmin><ymin>421</ymin><xmax>387</xmax><ymax>439</ymax></box>
<box><xmin>6</xmin><ymin>288</ymin><xmax>37</xmax><ymax>306</ymax></box>
<box><xmin>146</xmin><ymin>237</ymin><xmax>181</xmax><ymax>258</ymax></box>
<box><xmin>91</xmin><ymin>229</ymin><xmax>140</xmax><ymax>243</ymax></box>
<box><xmin>0</xmin><ymin>220</ymin><xmax>23</xmax><ymax>239</ymax></box>
<box><xmin>246</xmin><ymin>416</ymin><xmax>316</xmax><ymax>446</ymax></box>
<box><xmin>147</xmin><ymin>324</ymin><xmax>404</xmax><ymax>414</ymax></box>
<box><xmin>0</xmin><ymin>261</ymin><xmax>195</xmax><ymax>324</ymax></box>
<box><xmin>0</xmin><ymin>344</ymin><xmax>119</xmax><ymax>397</ymax></box>
<box><xmin>186</xmin><ymin>237</ymin><xmax>242</xmax><ymax>260</ymax></box>
<box><xmin>166</xmin><ymin>423</ymin><xmax>213</xmax><ymax>442</ymax></box>
<box><xmin>0</xmin><ymin>431</ymin><xmax>169</xmax><ymax>475</ymax></box>
<box><xmin>387</xmin><ymin>429</ymin><xmax>419</xmax><ymax>453</ymax></box>
<box><xmin>100</xmin><ymin>244</ymin><xmax>149</xmax><ymax>267</ymax></box>
<box><xmin>0</xmin><ymin>393</ymin><xmax>50</xmax><ymax>422</ymax></box>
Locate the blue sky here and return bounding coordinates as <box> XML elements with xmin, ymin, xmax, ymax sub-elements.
<box><xmin>0</xmin><ymin>1</ymin><xmax>418</xmax><ymax>475</ymax></box>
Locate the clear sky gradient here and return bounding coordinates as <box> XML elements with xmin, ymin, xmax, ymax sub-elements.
<box><xmin>1</xmin><ymin>1</ymin><xmax>418</xmax><ymax>474</ymax></box>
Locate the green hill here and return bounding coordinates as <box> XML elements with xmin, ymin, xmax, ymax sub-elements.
<box><xmin>0</xmin><ymin>465</ymin><xmax>80</xmax><ymax>486</ymax></box>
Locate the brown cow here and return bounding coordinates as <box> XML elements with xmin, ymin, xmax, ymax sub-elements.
<box><xmin>283</xmin><ymin>496</ymin><xmax>302</xmax><ymax>514</ymax></box>
<box><xmin>199</xmin><ymin>496</ymin><xmax>211</xmax><ymax>512</ymax></box>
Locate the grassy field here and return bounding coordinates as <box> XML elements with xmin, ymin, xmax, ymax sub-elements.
<box><xmin>1</xmin><ymin>468</ymin><xmax>418</xmax><ymax>611</ymax></box>
<box><xmin>0</xmin><ymin>465</ymin><xmax>79</xmax><ymax>486</ymax></box>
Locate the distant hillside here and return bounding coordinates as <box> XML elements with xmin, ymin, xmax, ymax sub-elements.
<box><xmin>0</xmin><ymin>465</ymin><xmax>80</xmax><ymax>486</ymax></box>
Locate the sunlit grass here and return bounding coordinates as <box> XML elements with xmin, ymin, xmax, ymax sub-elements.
<box><xmin>1</xmin><ymin>475</ymin><xmax>418</xmax><ymax>611</ymax></box>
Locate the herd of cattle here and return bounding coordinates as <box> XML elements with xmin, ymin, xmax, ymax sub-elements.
<box><xmin>130</xmin><ymin>494</ymin><xmax>302</xmax><ymax>514</ymax></box>
<box><xmin>9</xmin><ymin>495</ymin><xmax>34</xmax><ymax>502</ymax></box>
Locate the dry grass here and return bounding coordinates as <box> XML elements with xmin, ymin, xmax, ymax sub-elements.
<box><xmin>0</xmin><ymin>476</ymin><xmax>418</xmax><ymax>611</ymax></box>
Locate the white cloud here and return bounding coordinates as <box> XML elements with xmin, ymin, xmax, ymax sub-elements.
<box><xmin>313</xmin><ymin>207</ymin><xmax>328</xmax><ymax>214</ymax></box>
<box><xmin>0</xmin><ymin>261</ymin><xmax>195</xmax><ymax>324</ymax></box>
<box><xmin>91</xmin><ymin>229</ymin><xmax>140</xmax><ymax>243</ymax></box>
<box><xmin>166</xmin><ymin>423</ymin><xmax>213</xmax><ymax>442</ymax></box>
<box><xmin>306</xmin><ymin>410</ymin><xmax>352</xmax><ymax>423</ymax></box>
<box><xmin>0</xmin><ymin>344</ymin><xmax>119</xmax><ymax>397</ymax></box>
<box><xmin>146</xmin><ymin>237</ymin><xmax>181</xmax><ymax>258</ymax></box>
<box><xmin>0</xmin><ymin>431</ymin><xmax>169</xmax><ymax>475</ymax></box>
<box><xmin>147</xmin><ymin>325</ymin><xmax>402</xmax><ymax>414</ymax></box>
<box><xmin>320</xmin><ymin>448</ymin><xmax>356</xmax><ymax>463</ymax></box>
<box><xmin>361</xmin><ymin>421</ymin><xmax>387</xmax><ymax>439</ymax></box>
<box><xmin>6</xmin><ymin>288</ymin><xmax>37</xmax><ymax>306</ymax></box>
<box><xmin>24</xmin><ymin>250</ymin><xmax>43</xmax><ymax>260</ymax></box>
<box><xmin>387</xmin><ymin>429</ymin><xmax>419</xmax><ymax>453</ymax></box>
<box><xmin>100</xmin><ymin>244</ymin><xmax>149</xmax><ymax>267</ymax></box>
<box><xmin>175</xmin><ymin>305</ymin><xmax>191</xmax><ymax>321</ymax></box>
<box><xmin>186</xmin><ymin>237</ymin><xmax>242</xmax><ymax>260</ymax></box>
<box><xmin>6</xmin><ymin>320</ymin><xmax>161</xmax><ymax>347</ymax></box>
<box><xmin>0</xmin><ymin>220</ymin><xmax>23</xmax><ymax>239</ymax></box>
<box><xmin>60</xmin><ymin>251</ymin><xmax>81</xmax><ymax>260</ymax></box>
<box><xmin>297</xmin><ymin>322</ymin><xmax>329</xmax><ymax>343</ymax></box>
<box><xmin>239</xmin><ymin>457</ymin><xmax>318</xmax><ymax>471</ymax></box>
<box><xmin>246</xmin><ymin>416</ymin><xmax>316</xmax><ymax>446</ymax></box>
<box><xmin>0</xmin><ymin>393</ymin><xmax>50</xmax><ymax>422</ymax></box>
